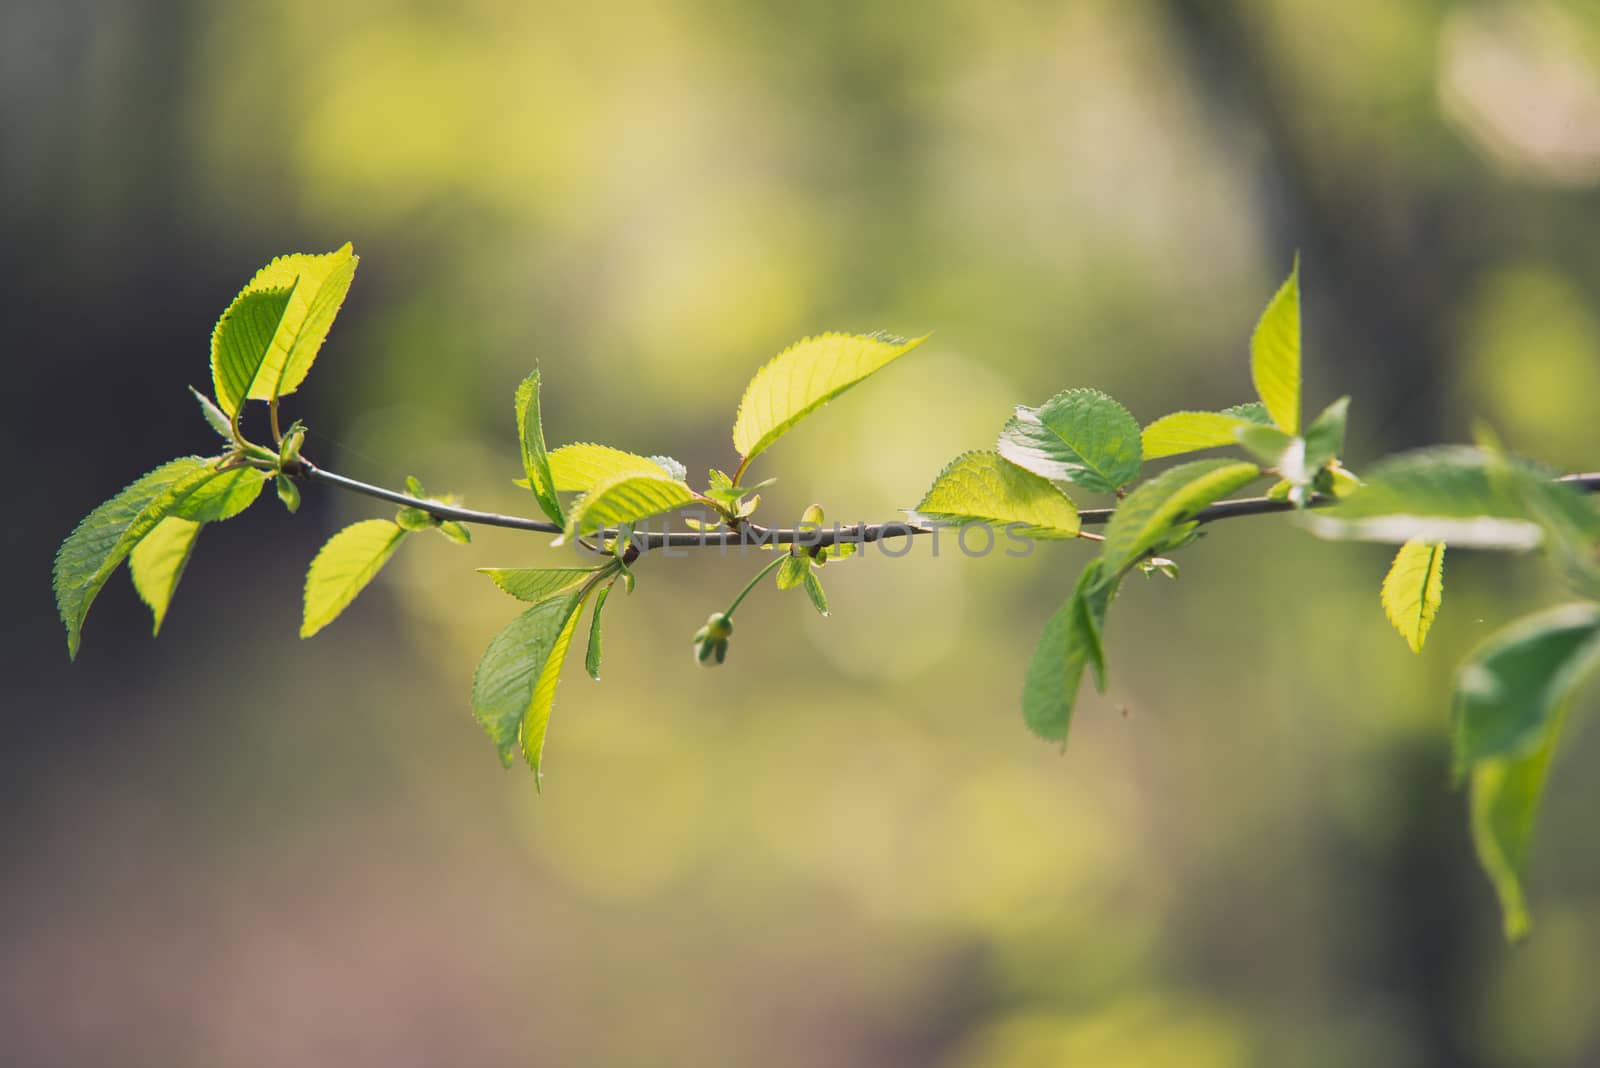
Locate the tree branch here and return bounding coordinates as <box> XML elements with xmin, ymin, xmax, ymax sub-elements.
<box><xmin>295</xmin><ymin>459</ymin><xmax>1600</xmax><ymax>552</ymax></box>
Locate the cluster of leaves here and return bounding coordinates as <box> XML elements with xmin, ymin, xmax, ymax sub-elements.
<box><xmin>55</xmin><ymin>248</ymin><xmax>1600</xmax><ymax>939</ymax></box>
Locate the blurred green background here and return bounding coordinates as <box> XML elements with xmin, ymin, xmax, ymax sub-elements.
<box><xmin>5</xmin><ymin>1</ymin><xmax>1600</xmax><ymax>1065</ymax></box>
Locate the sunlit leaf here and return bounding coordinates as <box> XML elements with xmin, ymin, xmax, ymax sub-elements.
<box><xmin>1141</xmin><ymin>408</ymin><xmax>1259</xmax><ymax>460</ymax></box>
<box><xmin>190</xmin><ymin>385</ymin><xmax>234</xmax><ymax>442</ymax></box>
<box><xmin>128</xmin><ymin>517</ymin><xmax>202</xmax><ymax>636</ymax></box>
<box><xmin>479</xmin><ymin>566</ymin><xmax>606</xmax><ymax>604</ymax></box>
<box><xmin>911</xmin><ymin>451</ymin><xmax>1080</xmax><ymax>538</ymax></box>
<box><xmin>240</xmin><ymin>243</ymin><xmax>359</xmax><ymax>401</ymax></box>
<box><xmin>802</xmin><ymin>569</ymin><xmax>829</xmax><ymax>616</ymax></box>
<box><xmin>547</xmin><ymin>443</ymin><xmax>682</xmax><ymax>492</ymax></box>
<box><xmin>1251</xmin><ymin>259</ymin><xmax>1301</xmax><ymax>433</ymax></box>
<box><xmin>1380</xmin><ymin>539</ymin><xmax>1445</xmax><ymax>653</ymax></box>
<box><xmin>210</xmin><ymin>285</ymin><xmax>296</xmax><ymax>418</ymax></box>
<box><xmin>996</xmin><ymin>388</ymin><xmax>1141</xmax><ymax>493</ymax></box>
<box><xmin>515</xmin><ymin>370</ymin><xmax>564</xmax><ymax>526</ymax></box>
<box><xmin>300</xmin><ymin>519</ymin><xmax>408</xmax><ymax>638</ymax></box>
<box><xmin>1303</xmin><ymin>395</ymin><xmax>1350</xmax><ymax>474</ymax></box>
<box><xmin>732</xmin><ymin>332</ymin><xmax>927</xmax><ymax>466</ymax></box>
<box><xmin>1098</xmin><ymin>460</ymin><xmax>1260</xmax><ymax>574</ymax></box>
<box><xmin>561</xmin><ymin>471</ymin><xmax>693</xmax><ymax>542</ymax></box>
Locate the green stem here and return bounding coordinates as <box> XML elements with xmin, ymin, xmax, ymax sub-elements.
<box><xmin>725</xmin><ymin>556</ymin><xmax>787</xmax><ymax>619</ymax></box>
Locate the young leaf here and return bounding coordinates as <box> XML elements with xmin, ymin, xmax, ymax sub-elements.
<box><xmin>732</xmin><ymin>332</ymin><xmax>928</xmax><ymax>468</ymax></box>
<box><xmin>300</xmin><ymin>519</ymin><xmax>408</xmax><ymax>638</ymax></box>
<box><xmin>1451</xmin><ymin>602</ymin><xmax>1600</xmax><ymax>771</ymax></box>
<box><xmin>911</xmin><ymin>451</ymin><xmax>1080</xmax><ymax>538</ymax></box>
<box><xmin>802</xmin><ymin>569</ymin><xmax>829</xmax><ymax>616</ymax></box>
<box><xmin>471</xmin><ymin>587</ymin><xmax>593</xmax><ymax>780</ymax></box>
<box><xmin>1234</xmin><ymin>424</ymin><xmax>1298</xmax><ymax>469</ymax></box>
<box><xmin>54</xmin><ymin>456</ymin><xmax>239</xmax><ymax>659</ymax></box>
<box><xmin>190</xmin><ymin>385</ymin><xmax>234</xmax><ymax>442</ymax></box>
<box><xmin>514</xmin><ymin>370</ymin><xmax>564</xmax><ymax>526</ymax></box>
<box><xmin>127</xmin><ymin>517</ymin><xmax>202</xmax><ymax>636</ymax></box>
<box><xmin>561</xmin><ymin>471</ymin><xmax>693</xmax><ymax>542</ymax></box>
<box><xmin>479</xmin><ymin>566</ymin><xmax>606</xmax><ymax>604</ymax></box>
<box><xmin>438</xmin><ymin>521</ymin><xmax>471</xmax><ymax>545</ymax></box>
<box><xmin>546</xmin><ymin>443</ymin><xmax>682</xmax><ymax>492</ymax></box>
<box><xmin>1303</xmin><ymin>396</ymin><xmax>1350</xmax><ymax>475</ymax></box>
<box><xmin>211</xmin><ymin>285</ymin><xmax>297</xmax><ymax>418</ymax></box>
<box><xmin>239</xmin><ymin>244</ymin><xmax>359</xmax><ymax>402</ymax></box>
<box><xmin>1304</xmin><ymin>446</ymin><xmax>1591</xmax><ymax>549</ymax></box>
<box><xmin>585</xmin><ymin>583</ymin><xmax>611</xmax><ymax>681</ymax></box>
<box><xmin>649</xmin><ymin>455</ymin><xmax>688</xmax><ymax>482</ymax></box>
<box><xmin>276</xmin><ymin>474</ymin><xmax>301</xmax><ymax>513</ymax></box>
<box><xmin>1022</xmin><ymin>562</ymin><xmax>1118</xmax><ymax>742</ymax></box>
<box><xmin>1251</xmin><ymin>258</ymin><xmax>1302</xmax><ymax>434</ymax></box>
<box><xmin>1098</xmin><ymin>460</ymin><xmax>1260</xmax><ymax>574</ymax></box>
<box><xmin>776</xmin><ymin>554</ymin><xmax>808</xmax><ymax>590</ymax></box>
<box><xmin>996</xmin><ymin>388</ymin><xmax>1141</xmax><ymax>493</ymax></box>
<box><xmin>1471</xmin><ymin>708</ymin><xmax>1567</xmax><ymax>942</ymax></box>
<box><xmin>1380</xmin><ymin>540</ymin><xmax>1445</xmax><ymax>654</ymax></box>
<box><xmin>1141</xmin><ymin>408</ymin><xmax>1259</xmax><ymax>460</ymax></box>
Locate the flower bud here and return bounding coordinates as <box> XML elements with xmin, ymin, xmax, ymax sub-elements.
<box><xmin>692</xmin><ymin>612</ymin><xmax>734</xmax><ymax>666</ymax></box>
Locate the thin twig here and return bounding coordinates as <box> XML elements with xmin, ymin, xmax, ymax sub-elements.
<box><xmin>293</xmin><ymin>460</ymin><xmax>1600</xmax><ymax>553</ymax></box>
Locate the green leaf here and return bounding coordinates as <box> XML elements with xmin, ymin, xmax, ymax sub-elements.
<box><xmin>1380</xmin><ymin>539</ymin><xmax>1445</xmax><ymax>654</ymax></box>
<box><xmin>776</xmin><ymin>554</ymin><xmax>808</xmax><ymax>590</ymax></box>
<box><xmin>300</xmin><ymin>519</ymin><xmax>408</xmax><ymax>638</ymax></box>
<box><xmin>127</xmin><ymin>517</ymin><xmax>202</xmax><ymax>636</ymax></box>
<box><xmin>210</xmin><ymin>285</ymin><xmax>297</xmax><ymax>418</ymax></box>
<box><xmin>1303</xmin><ymin>396</ymin><xmax>1350</xmax><ymax>474</ymax></box>
<box><xmin>1098</xmin><ymin>460</ymin><xmax>1260</xmax><ymax>574</ymax></box>
<box><xmin>479</xmin><ymin>566</ymin><xmax>606</xmax><ymax>604</ymax></box>
<box><xmin>911</xmin><ymin>451</ymin><xmax>1080</xmax><ymax>538</ymax></box>
<box><xmin>54</xmin><ymin>456</ymin><xmax>244</xmax><ymax>659</ymax></box>
<box><xmin>1452</xmin><ymin>603</ymin><xmax>1600</xmax><ymax>771</ymax></box>
<box><xmin>585</xmin><ymin>583</ymin><xmax>610</xmax><ymax>681</ymax></box>
<box><xmin>1250</xmin><ymin>257</ymin><xmax>1302</xmax><ymax>434</ymax></box>
<box><xmin>561</xmin><ymin>471</ymin><xmax>694</xmax><ymax>542</ymax></box>
<box><xmin>239</xmin><ymin>244</ymin><xmax>359</xmax><ymax>402</ymax></box>
<box><xmin>1305</xmin><ymin>446</ymin><xmax>1594</xmax><ymax>549</ymax></box>
<box><xmin>1022</xmin><ymin>562</ymin><xmax>1118</xmax><ymax>742</ymax></box>
<box><xmin>1223</xmin><ymin>402</ymin><xmax>1273</xmax><ymax>426</ymax></box>
<box><xmin>171</xmin><ymin>466</ymin><xmax>265</xmax><ymax>523</ymax></box>
<box><xmin>996</xmin><ymin>388</ymin><xmax>1142</xmax><ymax>493</ymax></box>
<box><xmin>471</xmin><ymin>587</ymin><xmax>594</xmax><ymax>781</ymax></box>
<box><xmin>649</xmin><ymin>455</ymin><xmax>688</xmax><ymax>482</ymax></box>
<box><xmin>546</xmin><ymin>443</ymin><xmax>682</xmax><ymax>492</ymax></box>
<box><xmin>515</xmin><ymin>370</ymin><xmax>564</xmax><ymax>526</ymax></box>
<box><xmin>1234</xmin><ymin>424</ymin><xmax>1299</xmax><ymax>469</ymax></box>
<box><xmin>438</xmin><ymin>521</ymin><xmax>471</xmax><ymax>545</ymax></box>
<box><xmin>802</xmin><ymin>569</ymin><xmax>829</xmax><ymax>616</ymax></box>
<box><xmin>732</xmin><ymin>332</ymin><xmax>928</xmax><ymax>466</ymax></box>
<box><xmin>190</xmin><ymin>385</ymin><xmax>234</xmax><ymax>442</ymax></box>
<box><xmin>1141</xmin><ymin>408</ymin><xmax>1259</xmax><ymax>460</ymax></box>
<box><xmin>1471</xmin><ymin>707</ymin><xmax>1567</xmax><ymax>942</ymax></box>
<box><xmin>276</xmin><ymin>474</ymin><xmax>301</xmax><ymax>513</ymax></box>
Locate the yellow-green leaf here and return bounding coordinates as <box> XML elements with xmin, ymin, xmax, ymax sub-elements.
<box><xmin>478</xmin><ymin>566</ymin><xmax>606</xmax><ymax>604</ymax></box>
<box><xmin>210</xmin><ymin>285</ymin><xmax>297</xmax><ymax>418</ymax></box>
<box><xmin>240</xmin><ymin>244</ymin><xmax>359</xmax><ymax>401</ymax></box>
<box><xmin>1250</xmin><ymin>258</ymin><xmax>1301</xmax><ymax>434</ymax></box>
<box><xmin>300</xmin><ymin>519</ymin><xmax>407</xmax><ymax>638</ymax></box>
<box><xmin>515</xmin><ymin>370</ymin><xmax>564</xmax><ymax>526</ymax></box>
<box><xmin>1380</xmin><ymin>539</ymin><xmax>1445</xmax><ymax>653</ymax></box>
<box><xmin>911</xmin><ymin>451</ymin><xmax>1080</xmax><ymax>538</ymax></box>
<box><xmin>471</xmin><ymin>588</ymin><xmax>594</xmax><ymax>782</ymax></box>
<box><xmin>547</xmin><ymin>443</ymin><xmax>679</xmax><ymax>492</ymax></box>
<box><xmin>561</xmin><ymin>472</ymin><xmax>693</xmax><ymax>542</ymax></box>
<box><xmin>1141</xmin><ymin>411</ymin><xmax>1256</xmax><ymax>460</ymax></box>
<box><xmin>732</xmin><ymin>332</ymin><xmax>927</xmax><ymax>466</ymax></box>
<box><xmin>1098</xmin><ymin>460</ymin><xmax>1261</xmax><ymax>573</ymax></box>
<box><xmin>1471</xmin><ymin>707</ymin><xmax>1566</xmax><ymax>942</ymax></box>
<box><xmin>54</xmin><ymin>456</ymin><xmax>234</xmax><ymax>659</ymax></box>
<box><xmin>128</xmin><ymin>516</ymin><xmax>202</xmax><ymax>636</ymax></box>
